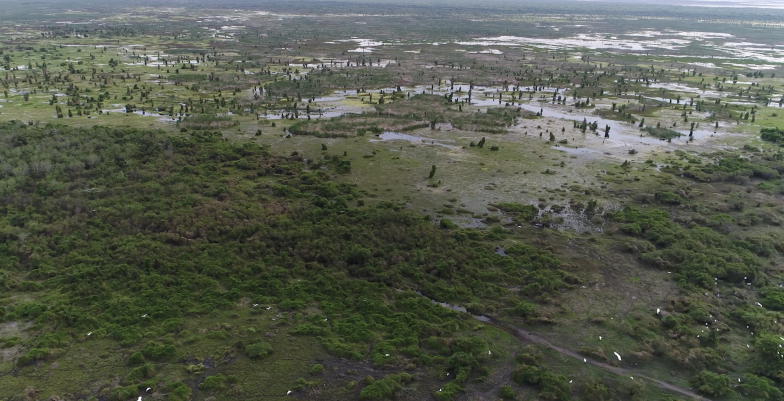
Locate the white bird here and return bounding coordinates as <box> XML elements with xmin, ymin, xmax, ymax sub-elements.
<box><xmin>656</xmin><ymin>308</ymin><xmax>660</xmax><ymax>314</ymax></box>
<box><xmin>287</xmin><ymin>390</ymin><xmax>292</xmax><ymax>395</ymax></box>
<box><xmin>488</xmin><ymin>350</ymin><xmax>491</xmax><ymax>355</ymax></box>
<box><xmin>385</xmin><ymin>354</ymin><xmax>390</xmax><ymax>357</ymax></box>
<box><xmin>614</xmin><ymin>352</ymin><xmax>621</xmax><ymax>361</ymax></box>
<box><xmin>569</xmin><ymin>380</ymin><xmax>573</xmax><ymax>383</ymax></box>
<box><xmin>137</xmin><ymin>397</ymin><xmax>142</xmax><ymax>401</ymax></box>
<box><xmin>446</xmin><ymin>373</ymin><xmax>449</xmax><ymax>376</ymax></box>
<box><xmin>739</xmin><ymin>378</ymin><xmax>742</xmax><ymax>383</ymax></box>
<box><xmin>583</xmin><ymin>358</ymin><xmax>587</xmax><ymax>363</ymax></box>
<box><xmin>630</xmin><ymin>377</ymin><xmax>634</xmax><ymax>380</ymax></box>
<box><xmin>756</xmin><ymin>302</ymin><xmax>763</xmax><ymax>307</ymax></box>
<box><xmin>324</xmin><ymin>319</ymin><xmax>328</xmax><ymax>321</ymax></box>
<box><xmin>253</xmin><ymin>304</ymin><xmax>258</xmax><ymax>307</ymax></box>
<box><xmin>599</xmin><ymin>336</ymin><xmax>602</xmax><ymax>340</ymax></box>
<box><xmin>146</xmin><ymin>388</ymin><xmax>151</xmax><ymax>393</ymax></box>
<box><xmin>87</xmin><ymin>332</ymin><xmax>92</xmax><ymax>336</ymax></box>
<box><xmin>266</xmin><ymin>307</ymin><xmax>272</xmax><ymax>310</ymax></box>
<box><xmin>141</xmin><ymin>314</ymin><xmax>147</xmax><ymax>318</ymax></box>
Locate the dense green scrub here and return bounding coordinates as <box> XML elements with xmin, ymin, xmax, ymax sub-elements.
<box><xmin>613</xmin><ymin>207</ymin><xmax>761</xmax><ymax>289</ymax></box>
<box><xmin>761</xmin><ymin>128</ymin><xmax>784</xmax><ymax>145</ymax></box>
<box><xmin>602</xmin><ymin>192</ymin><xmax>784</xmax><ymax>396</ymax></box>
<box><xmin>0</xmin><ymin>121</ymin><xmax>576</xmax><ymax>399</ymax></box>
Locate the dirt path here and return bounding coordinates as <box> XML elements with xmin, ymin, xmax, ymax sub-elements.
<box><xmin>481</xmin><ymin>316</ymin><xmax>710</xmax><ymax>401</ymax></box>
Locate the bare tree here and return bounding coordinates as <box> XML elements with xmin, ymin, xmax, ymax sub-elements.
<box><xmin>29</xmin><ymin>160</ymin><xmax>52</xmax><ymax>178</ymax></box>
<box><xmin>85</xmin><ymin>154</ymin><xmax>100</xmax><ymax>169</ymax></box>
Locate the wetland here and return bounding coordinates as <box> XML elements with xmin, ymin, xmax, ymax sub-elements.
<box><xmin>2</xmin><ymin>1</ymin><xmax>784</xmax><ymax>400</ymax></box>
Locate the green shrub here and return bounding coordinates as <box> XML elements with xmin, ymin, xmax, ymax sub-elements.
<box><xmin>127</xmin><ymin>351</ymin><xmax>145</xmax><ymax>366</ymax></box>
<box><xmin>370</xmin><ymin>341</ymin><xmax>396</xmax><ymax>366</ymax></box>
<box><xmin>164</xmin><ymin>382</ymin><xmax>192</xmax><ymax>401</ymax></box>
<box><xmin>498</xmin><ymin>385</ymin><xmax>515</xmax><ymax>399</ymax></box>
<box><xmin>110</xmin><ymin>385</ymin><xmax>139</xmax><ymax>401</ymax></box>
<box><xmin>439</xmin><ymin>218</ymin><xmax>458</xmax><ymax>229</ymax></box>
<box><xmin>448</xmin><ymin>352</ymin><xmax>478</xmax><ymax>370</ymax></box>
<box><xmin>245</xmin><ymin>341</ymin><xmax>273</xmax><ymax>360</ymax></box>
<box><xmin>422</xmin><ymin>337</ymin><xmax>451</xmax><ymax>356</ymax></box>
<box><xmin>761</xmin><ymin>127</ymin><xmax>784</xmax><ymax>144</ymax></box>
<box><xmin>400</xmin><ymin>344</ymin><xmax>420</xmax><ymax>357</ymax></box>
<box><xmin>199</xmin><ymin>374</ymin><xmax>227</xmax><ymax>391</ymax></box>
<box><xmin>512</xmin><ymin>365</ymin><xmax>569</xmax><ymax>401</ymax></box>
<box><xmin>513</xmin><ymin>301</ymin><xmax>537</xmax><ymax>318</ymax></box>
<box><xmin>185</xmin><ymin>363</ymin><xmax>205</xmax><ymax>374</ymax></box>
<box><xmin>16</xmin><ymin>347</ymin><xmax>51</xmax><ymax>366</ymax></box>
<box><xmin>359</xmin><ymin>373</ymin><xmax>410</xmax><ymax>400</ymax></box>
<box><xmin>433</xmin><ymin>381</ymin><xmax>465</xmax><ymax>401</ymax></box>
<box><xmin>141</xmin><ymin>342</ymin><xmax>176</xmax><ymax>361</ymax></box>
<box><xmin>291</xmin><ymin>323</ymin><xmax>328</xmax><ymax>336</ymax></box>
<box><xmin>1</xmin><ymin>336</ymin><xmax>21</xmax><ymax>348</ymax></box>
<box><xmin>512</xmin><ymin>364</ymin><xmax>542</xmax><ymax>385</ymax></box>
<box><xmin>762</xmin><ymin>289</ymin><xmax>784</xmax><ymax>311</ymax></box>
<box><xmin>321</xmin><ymin>337</ymin><xmax>366</xmax><ymax>360</ymax></box>
<box><xmin>515</xmin><ymin>348</ymin><xmax>545</xmax><ymax>366</ymax></box>
<box><xmin>206</xmin><ymin>330</ymin><xmax>227</xmax><ymax>340</ymax></box>
<box><xmin>654</xmin><ymin>191</ymin><xmax>683</xmax><ymax>205</ymax></box>
<box><xmin>581</xmin><ymin>381</ymin><xmax>610</xmax><ymax>401</ymax></box>
<box><xmin>691</xmin><ymin>370</ymin><xmax>732</xmax><ymax>396</ymax></box>
<box><xmin>294</xmin><ymin>377</ymin><xmax>318</xmax><ymax>392</ymax></box>
<box><xmin>753</xmin><ymin>332</ymin><xmax>784</xmax><ymax>373</ymax></box>
<box><xmin>739</xmin><ymin>373</ymin><xmax>782</xmax><ymax>400</ymax></box>
<box><xmin>538</xmin><ymin>371</ymin><xmax>571</xmax><ymax>401</ymax></box>
<box><xmin>310</xmin><ymin>363</ymin><xmax>324</xmax><ymax>375</ymax></box>
<box><xmin>124</xmin><ymin>363</ymin><xmax>154</xmax><ymax>384</ymax></box>
<box><xmin>160</xmin><ymin>318</ymin><xmax>183</xmax><ymax>333</ymax></box>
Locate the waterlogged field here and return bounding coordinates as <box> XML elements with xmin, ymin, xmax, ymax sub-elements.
<box><xmin>3</xmin><ymin>1</ymin><xmax>784</xmax><ymax>401</ymax></box>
